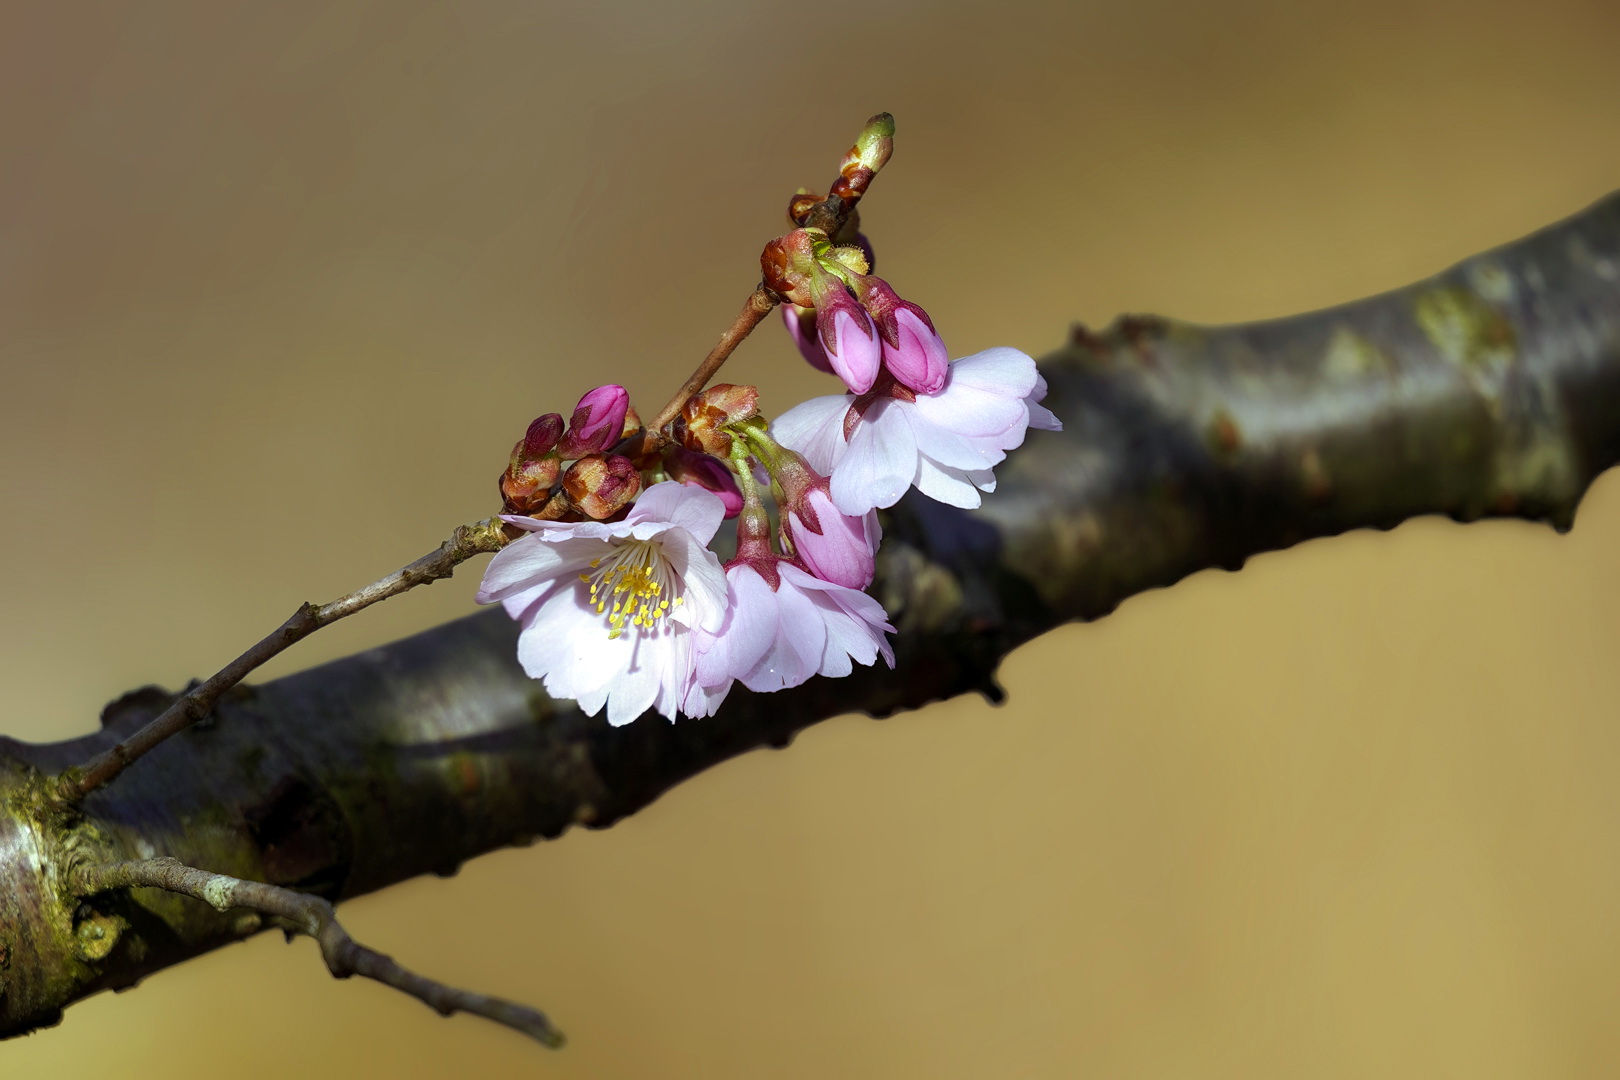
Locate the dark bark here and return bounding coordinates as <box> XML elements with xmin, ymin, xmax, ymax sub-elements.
<box><xmin>3</xmin><ymin>191</ymin><xmax>1618</xmax><ymax>1038</ymax></box>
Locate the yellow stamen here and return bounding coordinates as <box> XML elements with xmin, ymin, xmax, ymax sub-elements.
<box><xmin>580</xmin><ymin>538</ymin><xmax>684</xmax><ymax>640</ymax></box>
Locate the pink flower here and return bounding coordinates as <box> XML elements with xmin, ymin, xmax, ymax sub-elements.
<box><xmin>782</xmin><ymin>487</ymin><xmax>880</xmax><ymax>590</ymax></box>
<box><xmin>682</xmin><ymin>559</ymin><xmax>895</xmax><ymax>717</ymax></box>
<box><xmin>557</xmin><ymin>384</ymin><xmax>631</xmax><ymax>457</ymax></box>
<box><xmin>475</xmin><ymin>482</ymin><xmax>729</xmax><ymax>725</ymax></box>
<box><xmin>771</xmin><ymin>347</ymin><xmax>1062</xmax><ymax>516</ymax></box>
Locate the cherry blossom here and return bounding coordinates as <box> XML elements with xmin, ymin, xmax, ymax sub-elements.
<box><xmin>475</xmin><ymin>482</ymin><xmax>728</xmax><ymax>725</ymax></box>
<box><xmin>682</xmin><ymin>559</ymin><xmax>895</xmax><ymax>718</ymax></box>
<box><xmin>771</xmin><ymin>347</ymin><xmax>1062</xmax><ymax>516</ymax></box>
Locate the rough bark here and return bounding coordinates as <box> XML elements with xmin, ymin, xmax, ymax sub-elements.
<box><xmin>3</xmin><ymin>190</ymin><xmax>1618</xmax><ymax>1038</ymax></box>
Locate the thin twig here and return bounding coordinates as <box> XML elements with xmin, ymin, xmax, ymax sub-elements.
<box><xmin>640</xmin><ymin>118</ymin><xmax>891</xmax><ymax>440</ymax></box>
<box><xmin>55</xmin><ymin>519</ymin><xmax>510</xmax><ymax>805</ymax></box>
<box><xmin>71</xmin><ymin>857</ymin><xmax>563</xmax><ymax>1047</ymax></box>
<box><xmin>644</xmin><ymin>285</ymin><xmax>779</xmax><ymax>435</ymax></box>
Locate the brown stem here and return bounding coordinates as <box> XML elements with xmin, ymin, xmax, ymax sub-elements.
<box><xmin>644</xmin><ymin>285</ymin><xmax>779</xmax><ymax>436</ymax></box>
<box><xmin>71</xmin><ymin>858</ymin><xmax>563</xmax><ymax>1047</ymax></box>
<box><xmin>55</xmin><ymin>518</ymin><xmax>509</xmax><ymax>804</ymax></box>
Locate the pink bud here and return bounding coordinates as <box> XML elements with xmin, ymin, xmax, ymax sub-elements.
<box><xmin>885</xmin><ymin>307</ymin><xmax>949</xmax><ymax>393</ymax></box>
<box><xmin>815</xmin><ymin>294</ymin><xmax>882</xmax><ymax>395</ymax></box>
<box><xmin>785</xmin><ymin>487</ymin><xmax>879</xmax><ymax>590</ymax></box>
<box><xmin>664</xmin><ymin>447</ymin><xmax>744</xmax><ymax>519</ymax></box>
<box><xmin>858</xmin><ymin>277</ymin><xmax>948</xmax><ymax>394</ymax></box>
<box><xmin>558</xmin><ymin>385</ymin><xmax>630</xmax><ymax>457</ymax></box>
<box><xmin>782</xmin><ymin>304</ymin><xmax>835</xmax><ymax>375</ymax></box>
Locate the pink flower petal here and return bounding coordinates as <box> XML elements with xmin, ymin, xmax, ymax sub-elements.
<box><xmin>787</xmin><ymin>489</ymin><xmax>876</xmax><ymax>590</ymax></box>
<box><xmin>883</xmin><ymin>308</ymin><xmax>950</xmax><ymax>394</ymax></box>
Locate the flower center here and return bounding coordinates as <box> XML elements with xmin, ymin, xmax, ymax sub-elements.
<box><xmin>581</xmin><ymin>538</ymin><xmax>684</xmax><ymax>639</ymax></box>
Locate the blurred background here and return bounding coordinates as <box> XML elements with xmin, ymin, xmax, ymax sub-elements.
<box><xmin>4</xmin><ymin>0</ymin><xmax>1620</xmax><ymax>1075</ymax></box>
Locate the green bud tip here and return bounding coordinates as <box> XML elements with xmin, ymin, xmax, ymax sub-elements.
<box><xmin>855</xmin><ymin>113</ymin><xmax>895</xmax><ymax>170</ymax></box>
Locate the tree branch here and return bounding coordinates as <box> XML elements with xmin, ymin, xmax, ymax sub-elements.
<box><xmin>56</xmin><ymin>519</ymin><xmax>509</xmax><ymax>804</ymax></box>
<box><xmin>70</xmin><ymin>858</ymin><xmax>562</xmax><ymax>1046</ymax></box>
<box><xmin>2</xmin><ymin>189</ymin><xmax>1617</xmax><ymax>1040</ymax></box>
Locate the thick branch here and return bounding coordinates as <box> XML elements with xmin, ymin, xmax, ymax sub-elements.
<box><xmin>2</xmin><ymin>191</ymin><xmax>1618</xmax><ymax>1039</ymax></box>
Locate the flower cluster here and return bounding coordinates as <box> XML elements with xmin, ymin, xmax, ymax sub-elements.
<box><xmin>477</xmin><ymin>115</ymin><xmax>1061</xmax><ymax>725</ymax></box>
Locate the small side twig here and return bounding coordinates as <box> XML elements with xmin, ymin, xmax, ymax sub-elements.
<box><xmin>55</xmin><ymin>519</ymin><xmax>510</xmax><ymax>805</ymax></box>
<box><xmin>644</xmin><ymin>285</ymin><xmax>780</xmax><ymax>435</ymax></box>
<box><xmin>71</xmin><ymin>857</ymin><xmax>563</xmax><ymax>1047</ymax></box>
<box><xmin>639</xmin><ymin>115</ymin><xmax>892</xmax><ymax>439</ymax></box>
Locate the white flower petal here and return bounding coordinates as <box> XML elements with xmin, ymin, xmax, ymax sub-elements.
<box><xmin>657</xmin><ymin>529</ymin><xmax>728</xmax><ymax>631</ymax></box>
<box><xmin>772</xmin><ymin>394</ymin><xmax>853</xmax><ymax>474</ymax></box>
<box><xmin>903</xmin><ymin>404</ymin><xmax>1008</xmax><ymax>470</ymax></box>
<box><xmin>525</xmin><ymin>596</ymin><xmax>630</xmax><ymax>706</ymax></box>
<box><xmin>912</xmin><ymin>455</ymin><xmax>983</xmax><ymax>508</ymax></box>
<box><xmin>698</xmin><ymin>567</ymin><xmax>777</xmax><ymax>688</ymax></box>
<box><xmin>681</xmin><ymin>677</ymin><xmax>732</xmax><ymax>719</ymax></box>
<box><xmin>946</xmin><ymin>347</ymin><xmax>1039</xmax><ymax>397</ymax></box>
<box><xmin>627</xmin><ymin>481</ymin><xmax>726</xmax><ymax>545</ymax></box>
<box><xmin>476</xmin><ymin>534</ymin><xmax>594</xmax><ymax>604</ymax></box>
<box><xmin>829</xmin><ymin>399</ymin><xmax>917</xmax><ymax>515</ymax></box>
<box><xmin>606</xmin><ymin>635</ymin><xmax>667</xmax><ymax>725</ymax></box>
<box><xmin>912</xmin><ymin>377</ymin><xmax>1028</xmax><ymax>440</ymax></box>
<box><xmin>741</xmin><ymin>581</ymin><xmax>825</xmax><ymax>692</ymax></box>
<box><xmin>499</xmin><ymin>577</ymin><xmax>563</xmax><ymax>621</ymax></box>
<box><xmin>1027</xmin><ymin>398</ymin><xmax>1062</xmax><ymax>431</ymax></box>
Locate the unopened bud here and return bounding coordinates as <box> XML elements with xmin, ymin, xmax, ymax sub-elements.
<box><xmin>664</xmin><ymin>447</ymin><xmax>744</xmax><ymax>518</ymax></box>
<box><xmin>788</xmin><ymin>189</ymin><xmax>821</xmax><ymax>226</ymax></box>
<box><xmin>522</xmin><ymin>413</ymin><xmax>565</xmax><ymax>458</ymax></box>
<box><xmin>853</xmin><ymin>113</ymin><xmax>895</xmax><ymax>173</ymax></box>
<box><xmin>856</xmin><ymin>276</ymin><xmax>948</xmax><ymax>394</ymax></box>
<box><xmin>760</xmin><ymin>228</ymin><xmax>821</xmax><ymax>306</ymax></box>
<box><xmin>558</xmin><ymin>385</ymin><xmax>631</xmax><ymax>458</ymax></box>
<box><xmin>825</xmin><ymin>245</ymin><xmax>869</xmax><ymax>276</ymax></box>
<box><xmin>810</xmin><ymin>273</ymin><xmax>882</xmax><ymax>394</ymax></box>
<box><xmin>782</xmin><ymin>304</ymin><xmax>834</xmax><ymax>375</ymax></box>
<box><xmin>830</xmin><ymin>113</ymin><xmax>894</xmax><ymax>205</ymax></box>
<box><xmin>784</xmin><ymin>487</ymin><xmax>880</xmax><ymax>590</ymax></box>
<box><xmin>562</xmin><ymin>454</ymin><xmax>642</xmax><ymax>520</ymax></box>
<box><xmin>673</xmin><ymin>383</ymin><xmax>760</xmax><ymax>456</ymax></box>
<box><xmin>500</xmin><ymin>412</ymin><xmax>566</xmax><ymax>514</ymax></box>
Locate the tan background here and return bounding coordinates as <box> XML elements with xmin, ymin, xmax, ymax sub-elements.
<box><xmin>4</xmin><ymin>0</ymin><xmax>1620</xmax><ymax>1075</ymax></box>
